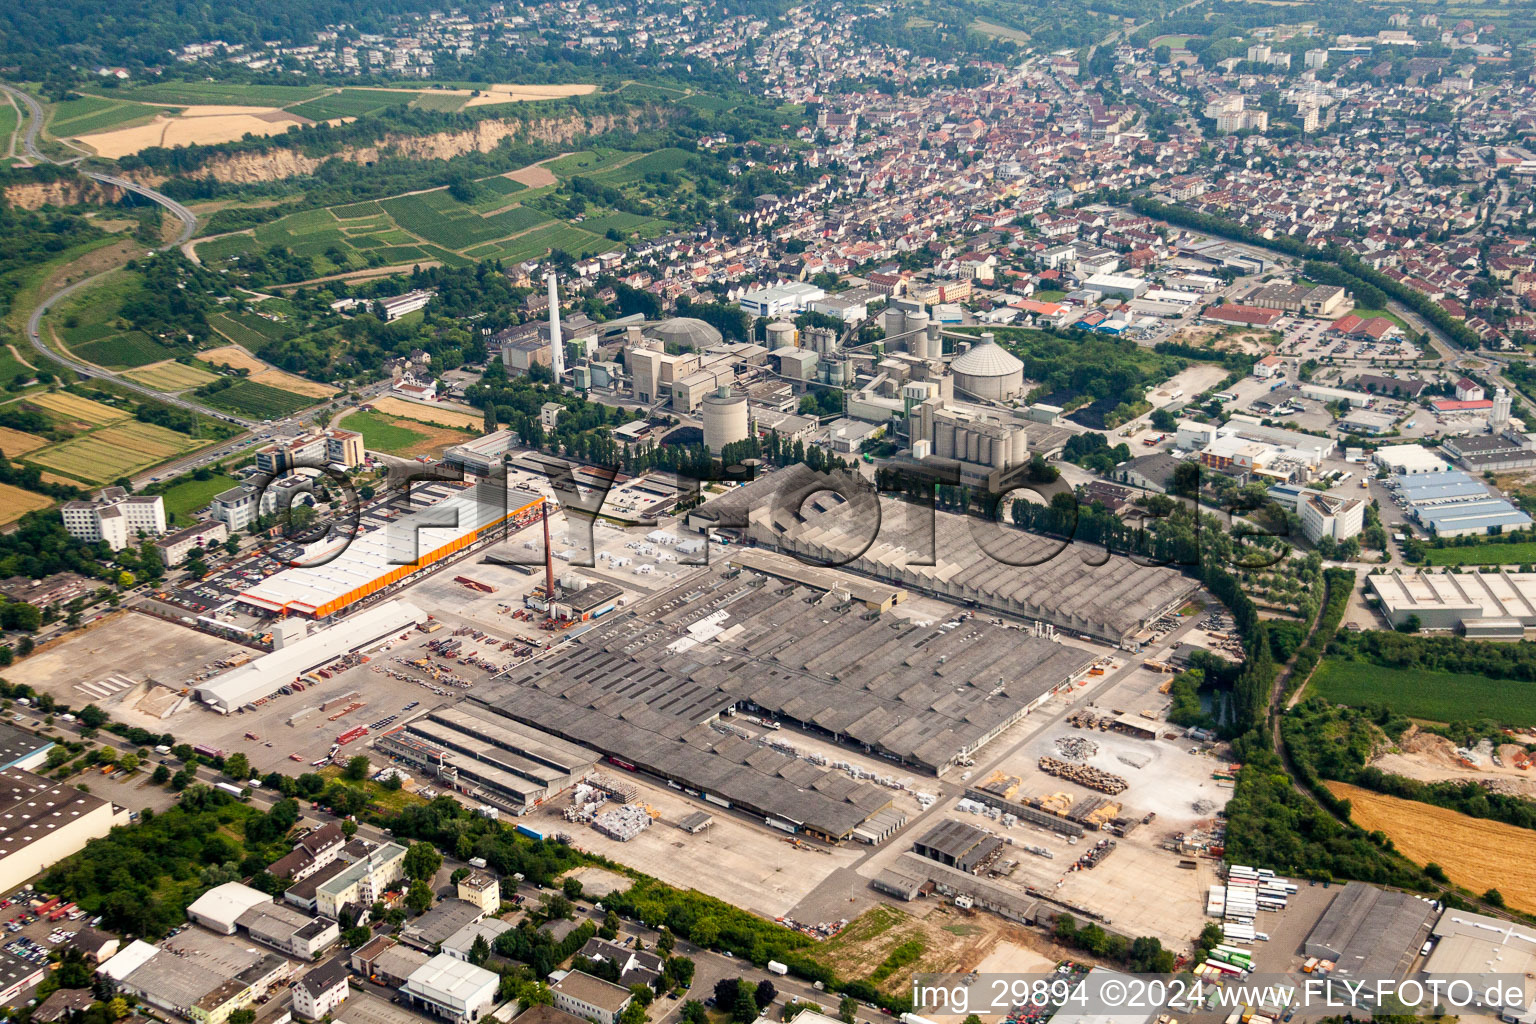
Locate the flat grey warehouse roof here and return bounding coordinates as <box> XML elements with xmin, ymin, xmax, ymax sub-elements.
<box><xmin>686</xmin><ymin>465</ymin><xmax>1198</xmax><ymax>641</ymax></box>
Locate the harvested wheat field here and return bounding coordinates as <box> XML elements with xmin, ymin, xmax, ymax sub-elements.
<box><xmin>461</xmin><ymin>84</ymin><xmax>596</xmax><ymax>107</ymax></box>
<box><xmin>250</xmin><ymin>369</ymin><xmax>334</xmax><ymax>398</ymax></box>
<box><xmin>0</xmin><ymin>482</ymin><xmax>53</xmax><ymax>525</ymax></box>
<box><xmin>199</xmin><ymin>345</ymin><xmax>269</xmax><ymax>374</ymax></box>
<box><xmin>200</xmin><ymin>345</ymin><xmax>334</xmax><ymax>398</ymax></box>
<box><xmin>1328</xmin><ymin>782</ymin><xmax>1536</xmax><ymax>912</ymax></box>
<box><xmin>504</xmin><ymin>161</ymin><xmax>557</xmax><ymax>189</ymax></box>
<box><xmin>28</xmin><ymin>392</ymin><xmax>129</xmax><ymax>428</ymax></box>
<box><xmin>0</xmin><ymin>425</ymin><xmax>49</xmax><ymax>457</ymax></box>
<box><xmin>73</xmin><ymin>107</ymin><xmax>317</xmax><ymax>158</ymax></box>
<box><xmin>369</xmin><ymin>396</ymin><xmax>483</xmax><ymax>430</ymax></box>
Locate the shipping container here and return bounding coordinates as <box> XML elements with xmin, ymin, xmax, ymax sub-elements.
<box><xmin>515</xmin><ymin>824</ymin><xmax>544</xmax><ymax>842</ymax></box>
<box><xmin>193</xmin><ymin>744</ymin><xmax>224</xmax><ymax>759</ymax></box>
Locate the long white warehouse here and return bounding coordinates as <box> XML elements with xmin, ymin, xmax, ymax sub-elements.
<box><xmin>194</xmin><ymin>600</ymin><xmax>427</xmax><ymax>713</ymax></box>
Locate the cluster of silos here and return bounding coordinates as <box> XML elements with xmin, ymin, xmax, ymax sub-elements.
<box><xmin>701</xmin><ymin>386</ymin><xmax>750</xmax><ymax>455</ymax></box>
<box><xmin>932</xmin><ymin>412</ymin><xmax>1029</xmax><ymax>469</ymax></box>
<box><xmin>884</xmin><ymin>306</ymin><xmax>941</xmax><ymax>360</ymax></box>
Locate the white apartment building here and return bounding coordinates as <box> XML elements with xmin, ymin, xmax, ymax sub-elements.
<box><xmin>60</xmin><ymin>488</ymin><xmax>166</xmax><ymax>551</ymax></box>
<box><xmin>314</xmin><ymin>842</ymin><xmax>406</xmax><ymax>919</ymax></box>
<box><xmin>1301</xmin><ymin>492</ymin><xmax>1365</xmax><ymax>544</ymax></box>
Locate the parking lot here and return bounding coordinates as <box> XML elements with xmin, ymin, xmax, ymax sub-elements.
<box><xmin>1275</xmin><ymin>314</ymin><xmax>1423</xmax><ymax>364</ymax></box>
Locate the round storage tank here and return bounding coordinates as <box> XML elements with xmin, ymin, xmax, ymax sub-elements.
<box><xmin>701</xmin><ymin>387</ymin><xmax>750</xmax><ymax>455</ymax></box>
<box><xmin>951</xmin><ymin>332</ymin><xmax>1025</xmax><ymax>401</ymax></box>
<box><xmin>766</xmin><ymin>320</ymin><xmax>797</xmax><ymax>350</ymax></box>
<box><xmin>905</xmin><ymin>311</ymin><xmax>931</xmax><ymax>359</ymax></box>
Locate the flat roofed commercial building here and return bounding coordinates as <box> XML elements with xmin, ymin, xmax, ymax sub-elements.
<box><xmin>195</xmin><ymin>600</ymin><xmax>427</xmax><ymax>713</ymax></box>
<box><xmin>376</xmin><ymin>707</ymin><xmax>598</xmax><ymax>815</ymax></box>
<box><xmin>1304</xmin><ymin>882</ymin><xmax>1437</xmax><ymax>979</ymax></box>
<box><xmin>0</xmin><ymin>722</ymin><xmax>54</xmax><ymax>772</ymax></box>
<box><xmin>551</xmin><ymin>970</ymin><xmax>632</xmax><ymax>1024</ymax></box>
<box><xmin>401</xmin><ymin>954</ymin><xmax>499</xmax><ymax>1024</ymax></box>
<box><xmin>1443</xmin><ymin>432</ymin><xmax>1536</xmax><ymax>472</ymax></box>
<box><xmin>1367</xmin><ymin>569</ymin><xmax>1536</xmax><ymax>631</ymax></box>
<box><xmin>1374</xmin><ymin>444</ymin><xmax>1449</xmax><ymax>475</ymax></box>
<box><xmin>0</xmin><ymin>767</ymin><xmax>129</xmax><ymax>894</ymax></box>
<box><xmin>1393</xmin><ymin>470</ymin><xmax>1494</xmax><ymax>505</ymax></box>
<box><xmin>237</xmin><ymin>485</ymin><xmax>546</xmax><ymax>619</ymax></box>
<box><xmin>1415</xmin><ymin>499</ymin><xmax>1533</xmax><ymax>537</ymax></box>
<box><xmin>1425</xmin><ymin>910</ymin><xmax>1536</xmax><ymax>1015</ymax></box>
<box><xmin>484</xmin><ymin>559</ymin><xmax>1092</xmax><ymax>769</ymax></box>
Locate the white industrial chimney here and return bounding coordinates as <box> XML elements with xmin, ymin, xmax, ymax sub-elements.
<box><xmin>545</xmin><ymin>271</ymin><xmax>565</xmax><ymax>384</ymax></box>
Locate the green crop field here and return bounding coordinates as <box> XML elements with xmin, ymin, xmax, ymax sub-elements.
<box><xmin>158</xmin><ymin>472</ymin><xmax>241</xmax><ymax>523</ymax></box>
<box><xmin>339</xmin><ymin>410</ymin><xmax>427</xmax><ymax>453</ymax></box>
<box><xmin>1422</xmin><ymin>542</ymin><xmax>1536</xmax><ymax>566</ymax></box>
<box><xmin>381</xmin><ymin>190</ymin><xmax>555</xmax><ymax>248</ymax></box>
<box><xmin>26</xmin><ymin>421</ymin><xmax>206</xmax><ymax>484</ymax></box>
<box><xmin>52</xmin><ymin>269</ymin><xmax>183</xmax><ymax>367</ymax></box>
<box><xmin>289</xmin><ymin>89</ymin><xmax>422</xmax><ymax>120</ymax></box>
<box><xmin>72</xmin><ymin>332</ymin><xmax>174</xmax><ymax>368</ymax></box>
<box><xmin>50</xmin><ymin>96</ymin><xmax>160</xmax><ymax>136</ymax></box>
<box><xmin>332</xmin><ymin>201</ymin><xmax>385</xmax><ymax>219</ymax></box>
<box><xmin>544</xmin><ymin>149</ymin><xmax>631</xmax><ymax>176</ymax></box>
<box><xmin>0</xmin><ymin>100</ymin><xmax>17</xmax><ymax>154</ymax></box>
<box><xmin>596</xmin><ymin>147</ymin><xmax>692</xmax><ymax>183</ymax></box>
<box><xmin>208</xmin><ymin>312</ymin><xmax>282</xmax><ymax>348</ymax></box>
<box><xmin>119</xmin><ymin>82</ymin><xmax>327</xmax><ymax>106</ymax></box>
<box><xmin>198</xmin><ymin>380</ymin><xmax>316</xmax><ymax>418</ymax></box>
<box><xmin>1310</xmin><ymin>658</ymin><xmax>1536</xmax><ymax>726</ymax></box>
<box><xmin>492</xmin><ymin>222</ymin><xmax>602</xmax><ymax>263</ymax></box>
<box><xmin>410</xmin><ymin>92</ymin><xmax>469</xmax><ymax>113</ymax></box>
<box><xmin>0</xmin><ymin>347</ymin><xmax>33</xmax><ymax>385</ymax></box>
<box><xmin>196</xmin><ymin>234</ymin><xmax>260</xmax><ymax>262</ymax></box>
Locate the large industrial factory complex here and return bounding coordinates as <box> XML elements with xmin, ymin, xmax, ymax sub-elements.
<box><xmin>686</xmin><ymin>464</ymin><xmax>1199</xmax><ymax>643</ymax></box>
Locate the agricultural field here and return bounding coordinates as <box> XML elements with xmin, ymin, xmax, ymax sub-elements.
<box><xmin>0</xmin><ymin>98</ymin><xmax>18</xmax><ymax>158</ymax></box>
<box><xmin>157</xmin><ymin>472</ymin><xmax>241</xmax><ymax>523</ymax></box>
<box><xmin>26</xmin><ymin>392</ymin><xmax>129</xmax><ymax>429</ymax></box>
<box><xmin>50</xmin><ymin>269</ymin><xmax>182</xmax><ymax>369</ymax></box>
<box><xmin>339</xmin><ymin>409</ymin><xmax>471</xmax><ymax>457</ymax></box>
<box><xmin>288</xmin><ymin>89</ymin><xmax>423</xmax><ymax>120</ymax></box>
<box><xmin>0</xmin><ymin>345</ymin><xmax>35</xmax><ymax>384</ymax></box>
<box><xmin>48</xmin><ymin>96</ymin><xmax>160</xmax><ymax>136</ymax></box>
<box><xmin>1327</xmin><ymin>782</ymin><xmax>1536</xmax><ymax>913</ymax></box>
<box><xmin>197</xmin><ymin>380</ymin><xmax>318</xmax><ymax>418</ymax></box>
<box><xmin>0</xmin><ymin>483</ymin><xmax>53</xmax><ymax>525</ymax></box>
<box><xmin>1421</xmin><ymin>542</ymin><xmax>1536</xmax><ymax>566</ymax></box>
<box><xmin>121</xmin><ymin>360</ymin><xmax>219</xmax><ymax>392</ymax></box>
<box><xmin>368</xmin><ymin>396</ymin><xmax>484</xmax><ymax>431</ymax></box>
<box><xmin>26</xmin><ymin>421</ymin><xmax>208</xmax><ymax>485</ymax></box>
<box><xmin>198</xmin><ymin>345</ymin><xmax>335</xmax><ymax>399</ymax></box>
<box><xmin>1310</xmin><ymin>657</ymin><xmax>1536</xmax><ymax>727</ymax></box>
<box><xmin>114</xmin><ymin>82</ymin><xmax>328</xmax><ymax>106</ymax></box>
<box><xmin>0</xmin><ymin>425</ymin><xmax>48</xmax><ymax>457</ymax></box>
<box><xmin>208</xmin><ymin>311</ymin><xmax>290</xmax><ymax>349</ymax></box>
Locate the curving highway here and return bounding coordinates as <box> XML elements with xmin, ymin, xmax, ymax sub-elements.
<box><xmin>1</xmin><ymin>82</ymin><xmax>254</xmax><ymax>427</ymax></box>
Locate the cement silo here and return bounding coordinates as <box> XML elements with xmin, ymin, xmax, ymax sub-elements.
<box><xmin>905</xmin><ymin>311</ymin><xmax>932</xmax><ymax>359</ymax></box>
<box><xmin>766</xmin><ymin>320</ymin><xmax>797</xmax><ymax>350</ymax></box>
<box><xmin>951</xmin><ymin>332</ymin><xmax>1025</xmax><ymax>401</ymax></box>
<box><xmin>701</xmin><ymin>386</ymin><xmax>750</xmax><ymax>455</ymax></box>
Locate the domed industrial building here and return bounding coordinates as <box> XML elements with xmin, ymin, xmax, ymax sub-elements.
<box><xmin>645</xmin><ymin>316</ymin><xmax>723</xmax><ymax>351</ymax></box>
<box><xmin>950</xmin><ymin>333</ymin><xmax>1025</xmax><ymax>401</ymax></box>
